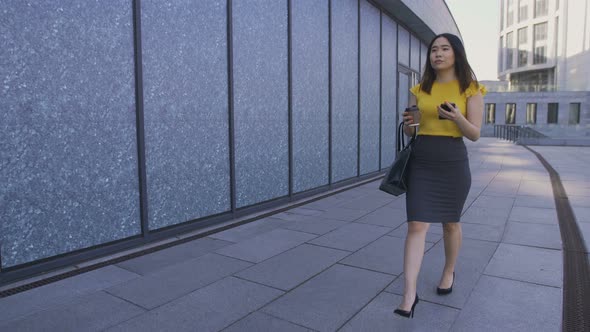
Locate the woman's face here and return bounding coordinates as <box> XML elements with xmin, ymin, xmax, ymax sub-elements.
<box><xmin>430</xmin><ymin>37</ymin><xmax>455</xmax><ymax>71</ymax></box>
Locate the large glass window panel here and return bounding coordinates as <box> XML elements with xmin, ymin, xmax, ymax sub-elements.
<box><xmin>507</xmin><ymin>0</ymin><xmax>514</xmax><ymax>26</ymax></box>
<box><xmin>142</xmin><ymin>0</ymin><xmax>230</xmax><ymax>230</ymax></box>
<box><xmin>518</xmin><ymin>0</ymin><xmax>528</xmax><ymax>22</ymax></box>
<box><xmin>398</xmin><ymin>72</ymin><xmax>410</xmax><ymax>128</ymax></box>
<box><xmin>533</xmin><ymin>22</ymin><xmax>548</xmax><ymax>64</ymax></box>
<box><xmin>506</xmin><ymin>32</ymin><xmax>514</xmax><ymax>69</ymax></box>
<box><xmin>517</xmin><ymin>27</ymin><xmax>528</xmax><ymax>67</ymax></box>
<box><xmin>485</xmin><ymin>104</ymin><xmax>496</xmax><ymax>124</ymax></box>
<box><xmin>398</xmin><ymin>26</ymin><xmax>410</xmax><ymax>66</ymax></box>
<box><xmin>501</xmin><ymin>0</ymin><xmax>505</xmax><ymax>29</ymax></box>
<box><xmin>505</xmin><ymin>103</ymin><xmax>517</xmax><ymax>124</ymax></box>
<box><xmin>410</xmin><ymin>35</ymin><xmax>420</xmax><ymax>71</ymax></box>
<box><xmin>0</xmin><ymin>2</ymin><xmax>140</xmax><ymax>267</ymax></box>
<box><xmin>292</xmin><ymin>0</ymin><xmax>329</xmax><ymax>193</ymax></box>
<box><xmin>233</xmin><ymin>0</ymin><xmax>289</xmax><ymax>207</ymax></box>
<box><xmin>526</xmin><ymin>103</ymin><xmax>537</xmax><ymax>124</ymax></box>
<box><xmin>569</xmin><ymin>103</ymin><xmax>581</xmax><ymax>125</ymax></box>
<box><xmin>499</xmin><ymin>36</ymin><xmax>504</xmax><ymax>72</ymax></box>
<box><xmin>381</xmin><ymin>15</ymin><xmax>397</xmax><ymax>169</ymax></box>
<box><xmin>547</xmin><ymin>103</ymin><xmax>559</xmax><ymax>123</ymax></box>
<box><xmin>331</xmin><ymin>0</ymin><xmax>358</xmax><ymax>182</ymax></box>
<box><xmin>534</xmin><ymin>0</ymin><xmax>548</xmax><ymax>17</ymax></box>
<box><xmin>420</xmin><ymin>42</ymin><xmax>427</xmax><ymax>75</ymax></box>
<box><xmin>359</xmin><ymin>0</ymin><xmax>380</xmax><ymax>175</ymax></box>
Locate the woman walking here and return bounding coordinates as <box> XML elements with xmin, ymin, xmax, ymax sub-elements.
<box><xmin>394</xmin><ymin>33</ymin><xmax>486</xmax><ymax>318</ymax></box>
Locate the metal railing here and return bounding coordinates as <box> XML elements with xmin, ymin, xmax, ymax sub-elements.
<box><xmin>493</xmin><ymin>124</ymin><xmax>548</xmax><ymax>143</ymax></box>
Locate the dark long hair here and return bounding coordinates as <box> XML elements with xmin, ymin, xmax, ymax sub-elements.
<box><xmin>419</xmin><ymin>33</ymin><xmax>478</xmax><ymax>94</ymax></box>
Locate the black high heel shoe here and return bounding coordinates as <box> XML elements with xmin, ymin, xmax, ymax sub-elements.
<box><xmin>437</xmin><ymin>272</ymin><xmax>455</xmax><ymax>295</ymax></box>
<box><xmin>394</xmin><ymin>294</ymin><xmax>419</xmax><ymax>318</ymax></box>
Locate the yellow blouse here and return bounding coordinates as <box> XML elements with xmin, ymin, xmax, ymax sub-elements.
<box><xmin>410</xmin><ymin>80</ymin><xmax>487</xmax><ymax>138</ymax></box>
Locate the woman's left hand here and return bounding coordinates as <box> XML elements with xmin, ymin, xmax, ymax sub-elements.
<box><xmin>438</xmin><ymin>101</ymin><xmax>463</xmax><ymax>122</ymax></box>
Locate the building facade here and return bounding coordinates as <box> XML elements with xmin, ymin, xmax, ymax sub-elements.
<box><xmin>498</xmin><ymin>0</ymin><xmax>590</xmax><ymax>91</ymax></box>
<box><xmin>0</xmin><ymin>0</ymin><xmax>459</xmax><ymax>284</ymax></box>
<box><xmin>483</xmin><ymin>0</ymin><xmax>590</xmax><ymax>139</ymax></box>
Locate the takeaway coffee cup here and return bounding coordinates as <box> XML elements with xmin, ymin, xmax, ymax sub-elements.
<box><xmin>405</xmin><ymin>105</ymin><xmax>421</xmax><ymax>127</ymax></box>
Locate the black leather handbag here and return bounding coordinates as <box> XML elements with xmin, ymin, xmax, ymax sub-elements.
<box><xmin>379</xmin><ymin>121</ymin><xmax>417</xmax><ymax>196</ymax></box>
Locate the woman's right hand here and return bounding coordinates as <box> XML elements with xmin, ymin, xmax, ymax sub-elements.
<box><xmin>403</xmin><ymin>111</ymin><xmax>416</xmax><ymax>127</ymax></box>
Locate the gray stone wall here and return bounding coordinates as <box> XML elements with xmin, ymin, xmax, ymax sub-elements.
<box><xmin>0</xmin><ymin>0</ymin><xmax>453</xmax><ymax>271</ymax></box>
<box><xmin>481</xmin><ymin>91</ymin><xmax>590</xmax><ymax>138</ymax></box>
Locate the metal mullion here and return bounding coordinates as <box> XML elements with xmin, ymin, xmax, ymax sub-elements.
<box><xmin>328</xmin><ymin>0</ymin><xmax>332</xmax><ymax>185</ymax></box>
<box><xmin>288</xmin><ymin>0</ymin><xmax>293</xmax><ymax>196</ymax></box>
<box><xmin>357</xmin><ymin>0</ymin><xmax>361</xmax><ymax>177</ymax></box>
<box><xmin>379</xmin><ymin>10</ymin><xmax>382</xmax><ymax>170</ymax></box>
<box><xmin>132</xmin><ymin>0</ymin><xmax>149</xmax><ymax>237</ymax></box>
<box><xmin>227</xmin><ymin>0</ymin><xmax>236</xmax><ymax>213</ymax></box>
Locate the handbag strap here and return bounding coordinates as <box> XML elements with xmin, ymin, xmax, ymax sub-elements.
<box><xmin>397</xmin><ymin>122</ymin><xmax>417</xmax><ymax>152</ymax></box>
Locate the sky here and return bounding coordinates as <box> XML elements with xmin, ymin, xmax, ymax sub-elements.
<box><xmin>445</xmin><ymin>0</ymin><xmax>500</xmax><ymax>81</ymax></box>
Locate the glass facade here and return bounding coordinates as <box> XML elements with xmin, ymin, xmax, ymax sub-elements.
<box><xmin>533</xmin><ymin>22</ymin><xmax>548</xmax><ymax>64</ymax></box>
<box><xmin>534</xmin><ymin>0</ymin><xmax>548</xmax><ymax>17</ymax></box>
<box><xmin>518</xmin><ymin>0</ymin><xmax>528</xmax><ymax>22</ymax></box>
<box><xmin>0</xmin><ymin>0</ymin><xmax>440</xmax><ymax>278</ymax></box>
<box><xmin>569</xmin><ymin>103</ymin><xmax>581</xmax><ymax>125</ymax></box>
<box><xmin>505</xmin><ymin>103</ymin><xmax>517</xmax><ymax>124</ymax></box>
<box><xmin>547</xmin><ymin>103</ymin><xmax>559</xmax><ymax>123</ymax></box>
<box><xmin>517</xmin><ymin>27</ymin><xmax>528</xmax><ymax>67</ymax></box>
<box><xmin>526</xmin><ymin>103</ymin><xmax>537</xmax><ymax>124</ymax></box>
<box><xmin>485</xmin><ymin>104</ymin><xmax>496</xmax><ymax>124</ymax></box>
<box><xmin>506</xmin><ymin>32</ymin><xmax>514</xmax><ymax>69</ymax></box>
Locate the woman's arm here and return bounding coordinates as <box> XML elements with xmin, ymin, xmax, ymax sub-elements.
<box><xmin>439</xmin><ymin>92</ymin><xmax>484</xmax><ymax>141</ymax></box>
<box><xmin>403</xmin><ymin>94</ymin><xmax>418</xmax><ymax>137</ymax></box>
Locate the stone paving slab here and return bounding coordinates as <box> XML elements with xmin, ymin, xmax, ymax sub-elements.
<box><xmin>508</xmin><ymin>206</ymin><xmax>558</xmax><ymax>224</ymax></box>
<box><xmin>451</xmin><ymin>275</ymin><xmax>562</xmax><ymax>332</ymax></box>
<box><xmin>568</xmin><ymin>195</ymin><xmax>590</xmax><ymax>208</ymax></box>
<box><xmin>0</xmin><ymin>291</ymin><xmax>145</xmax><ymax>332</ymax></box>
<box><xmin>340</xmin><ymin>292</ymin><xmax>460</xmax><ymax>332</ymax></box>
<box><xmin>354</xmin><ymin>206</ymin><xmax>407</xmax><ymax>228</ymax></box>
<box><xmin>215</xmin><ymin>229</ymin><xmax>316</xmax><ymax>263</ymax></box>
<box><xmin>460</xmin><ymin>206</ymin><xmax>512</xmax><ymax>226</ymax></box>
<box><xmin>471</xmin><ymin>195</ymin><xmax>515</xmax><ymax>209</ymax></box>
<box><xmin>573</xmin><ymin>207</ymin><xmax>590</xmax><ymax>222</ymax></box>
<box><xmin>460</xmin><ymin>222</ymin><xmax>505</xmax><ymax>242</ymax></box>
<box><xmin>315</xmin><ymin>206</ymin><xmax>374</xmax><ymax>222</ymax></box>
<box><xmin>106</xmin><ymin>277</ymin><xmax>283</xmax><ymax>332</ymax></box>
<box><xmin>0</xmin><ymin>265</ymin><xmax>139</xmax><ymax>323</ymax></box>
<box><xmin>484</xmin><ymin>243</ymin><xmax>562</xmax><ymax>287</ymax></box>
<box><xmin>517</xmin><ymin>180</ymin><xmax>553</xmax><ymax>196</ymax></box>
<box><xmin>514</xmin><ymin>194</ymin><xmax>556</xmax><ymax>208</ymax></box>
<box><xmin>308</xmin><ymin>222</ymin><xmax>392</xmax><ymax>252</ymax></box>
<box><xmin>387</xmin><ymin>223</ymin><xmax>444</xmax><ymax>244</ymax></box>
<box><xmin>502</xmin><ymin>221</ymin><xmax>562</xmax><ymax>250</ymax></box>
<box><xmin>261</xmin><ymin>264</ymin><xmax>393</xmax><ymax>332</ymax></box>
<box><xmin>335</xmin><ymin>193</ymin><xmax>393</xmax><ymax>211</ymax></box>
<box><xmin>278</xmin><ymin>216</ymin><xmax>348</xmax><ymax>235</ymax></box>
<box><xmin>235</xmin><ymin>244</ymin><xmax>349</xmax><ymax>291</ymax></box>
<box><xmin>482</xmin><ymin>180</ymin><xmax>521</xmax><ymax>197</ymax></box>
<box><xmin>386</xmin><ymin>197</ymin><xmax>407</xmax><ymax>209</ymax></box>
<box><xmin>386</xmin><ymin>238</ymin><xmax>498</xmax><ymax>309</ymax></box>
<box><xmin>115</xmin><ymin>237</ymin><xmax>233</xmax><ymax>275</ymax></box>
<box><xmin>222</xmin><ymin>312</ymin><xmax>313</xmax><ymax>332</ymax></box>
<box><xmin>340</xmin><ymin>235</ymin><xmax>434</xmax><ymax>276</ymax></box>
<box><xmin>209</xmin><ymin>217</ymin><xmax>289</xmax><ymax>242</ymax></box>
<box><xmin>106</xmin><ymin>253</ymin><xmax>252</xmax><ymax>309</ymax></box>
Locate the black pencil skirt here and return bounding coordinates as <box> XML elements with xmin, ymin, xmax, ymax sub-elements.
<box><xmin>405</xmin><ymin>135</ymin><xmax>471</xmax><ymax>223</ymax></box>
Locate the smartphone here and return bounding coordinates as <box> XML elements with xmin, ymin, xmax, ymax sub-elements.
<box><xmin>439</xmin><ymin>102</ymin><xmax>456</xmax><ymax>120</ymax></box>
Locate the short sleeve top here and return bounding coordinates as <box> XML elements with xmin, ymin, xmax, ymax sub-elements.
<box><xmin>410</xmin><ymin>80</ymin><xmax>487</xmax><ymax>138</ymax></box>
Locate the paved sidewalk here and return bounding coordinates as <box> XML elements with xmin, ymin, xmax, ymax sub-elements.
<box><xmin>1</xmin><ymin>137</ymin><xmax>588</xmax><ymax>331</ymax></box>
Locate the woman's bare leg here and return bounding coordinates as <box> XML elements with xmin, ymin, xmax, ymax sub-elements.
<box><xmin>398</xmin><ymin>221</ymin><xmax>430</xmax><ymax>310</ymax></box>
<box><xmin>439</xmin><ymin>222</ymin><xmax>462</xmax><ymax>288</ymax></box>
